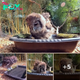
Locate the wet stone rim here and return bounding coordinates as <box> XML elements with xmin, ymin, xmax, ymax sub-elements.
<box><xmin>9</xmin><ymin>37</ymin><xmax>80</xmax><ymax>43</ymax></box>
<box><xmin>27</xmin><ymin>72</ymin><xmax>53</xmax><ymax>76</ymax></box>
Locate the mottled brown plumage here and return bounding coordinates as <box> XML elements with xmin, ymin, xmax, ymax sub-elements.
<box><xmin>60</xmin><ymin>58</ymin><xmax>74</xmax><ymax>73</ymax></box>
<box><xmin>33</xmin><ymin>60</ymin><xmax>47</xmax><ymax>74</ymax></box>
<box><xmin>2</xmin><ymin>56</ymin><xmax>18</xmax><ymax>68</ymax></box>
<box><xmin>26</xmin><ymin>12</ymin><xmax>55</xmax><ymax>39</ymax></box>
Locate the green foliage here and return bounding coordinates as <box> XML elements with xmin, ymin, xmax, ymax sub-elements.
<box><xmin>14</xmin><ymin>33</ymin><xmax>32</xmax><ymax>38</ymax></box>
<box><xmin>43</xmin><ymin>0</ymin><xmax>80</xmax><ymax>33</ymax></box>
<box><xmin>42</xmin><ymin>54</ymin><xmax>53</xmax><ymax>67</ymax></box>
<box><xmin>57</xmin><ymin>33</ymin><xmax>78</xmax><ymax>38</ymax></box>
<box><xmin>67</xmin><ymin>54</ymin><xmax>80</xmax><ymax>65</ymax></box>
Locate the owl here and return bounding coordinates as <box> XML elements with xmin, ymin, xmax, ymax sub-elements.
<box><xmin>26</xmin><ymin>12</ymin><xmax>55</xmax><ymax>39</ymax></box>
<box><xmin>32</xmin><ymin>60</ymin><xmax>47</xmax><ymax>74</ymax></box>
<box><xmin>60</xmin><ymin>58</ymin><xmax>74</xmax><ymax>73</ymax></box>
<box><xmin>2</xmin><ymin>56</ymin><xmax>18</xmax><ymax>69</ymax></box>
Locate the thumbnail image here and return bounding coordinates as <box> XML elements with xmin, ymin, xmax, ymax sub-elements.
<box><xmin>54</xmin><ymin>54</ymin><xmax>80</xmax><ymax>80</ymax></box>
<box><xmin>0</xmin><ymin>54</ymin><xmax>26</xmax><ymax>80</ymax></box>
<box><xmin>27</xmin><ymin>53</ymin><xmax>53</xmax><ymax>80</ymax></box>
<box><xmin>0</xmin><ymin>0</ymin><xmax>80</xmax><ymax>53</ymax></box>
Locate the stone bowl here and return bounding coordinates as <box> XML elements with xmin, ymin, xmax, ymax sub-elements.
<box><xmin>27</xmin><ymin>71</ymin><xmax>53</xmax><ymax>80</ymax></box>
<box><xmin>9</xmin><ymin>35</ymin><xmax>80</xmax><ymax>52</ymax></box>
<box><xmin>4</xmin><ymin>65</ymin><xmax>26</xmax><ymax>80</ymax></box>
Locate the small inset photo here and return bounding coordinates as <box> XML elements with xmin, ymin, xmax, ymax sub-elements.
<box><xmin>0</xmin><ymin>54</ymin><xmax>26</xmax><ymax>80</ymax></box>
<box><xmin>54</xmin><ymin>54</ymin><xmax>80</xmax><ymax>80</ymax></box>
<box><xmin>27</xmin><ymin>53</ymin><xmax>53</xmax><ymax>80</ymax></box>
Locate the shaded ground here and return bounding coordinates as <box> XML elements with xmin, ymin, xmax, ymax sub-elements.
<box><xmin>0</xmin><ymin>36</ymin><xmax>80</xmax><ymax>53</ymax></box>
<box><xmin>0</xmin><ymin>36</ymin><xmax>17</xmax><ymax>53</ymax></box>
<box><xmin>0</xmin><ymin>61</ymin><xmax>26</xmax><ymax>80</ymax></box>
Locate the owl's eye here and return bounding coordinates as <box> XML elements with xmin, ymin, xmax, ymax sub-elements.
<box><xmin>34</xmin><ymin>20</ymin><xmax>39</xmax><ymax>26</ymax></box>
<box><xmin>34</xmin><ymin>23</ymin><xmax>38</xmax><ymax>26</ymax></box>
<box><xmin>33</xmin><ymin>20</ymin><xmax>42</xmax><ymax>32</ymax></box>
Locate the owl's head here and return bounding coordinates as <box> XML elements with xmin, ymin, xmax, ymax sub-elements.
<box><xmin>37</xmin><ymin>61</ymin><xmax>47</xmax><ymax>73</ymax></box>
<box><xmin>26</xmin><ymin>12</ymin><xmax>46</xmax><ymax>33</ymax></box>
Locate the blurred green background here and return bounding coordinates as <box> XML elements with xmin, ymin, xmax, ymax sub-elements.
<box><xmin>0</xmin><ymin>0</ymin><xmax>80</xmax><ymax>36</ymax></box>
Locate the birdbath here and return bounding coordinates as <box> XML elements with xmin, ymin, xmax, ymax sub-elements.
<box><xmin>9</xmin><ymin>34</ymin><xmax>80</xmax><ymax>52</ymax></box>
<box><xmin>27</xmin><ymin>71</ymin><xmax>53</xmax><ymax>80</ymax></box>
<box><xmin>4</xmin><ymin>65</ymin><xmax>26</xmax><ymax>80</ymax></box>
<box><xmin>9</xmin><ymin>12</ymin><xmax>80</xmax><ymax>52</ymax></box>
